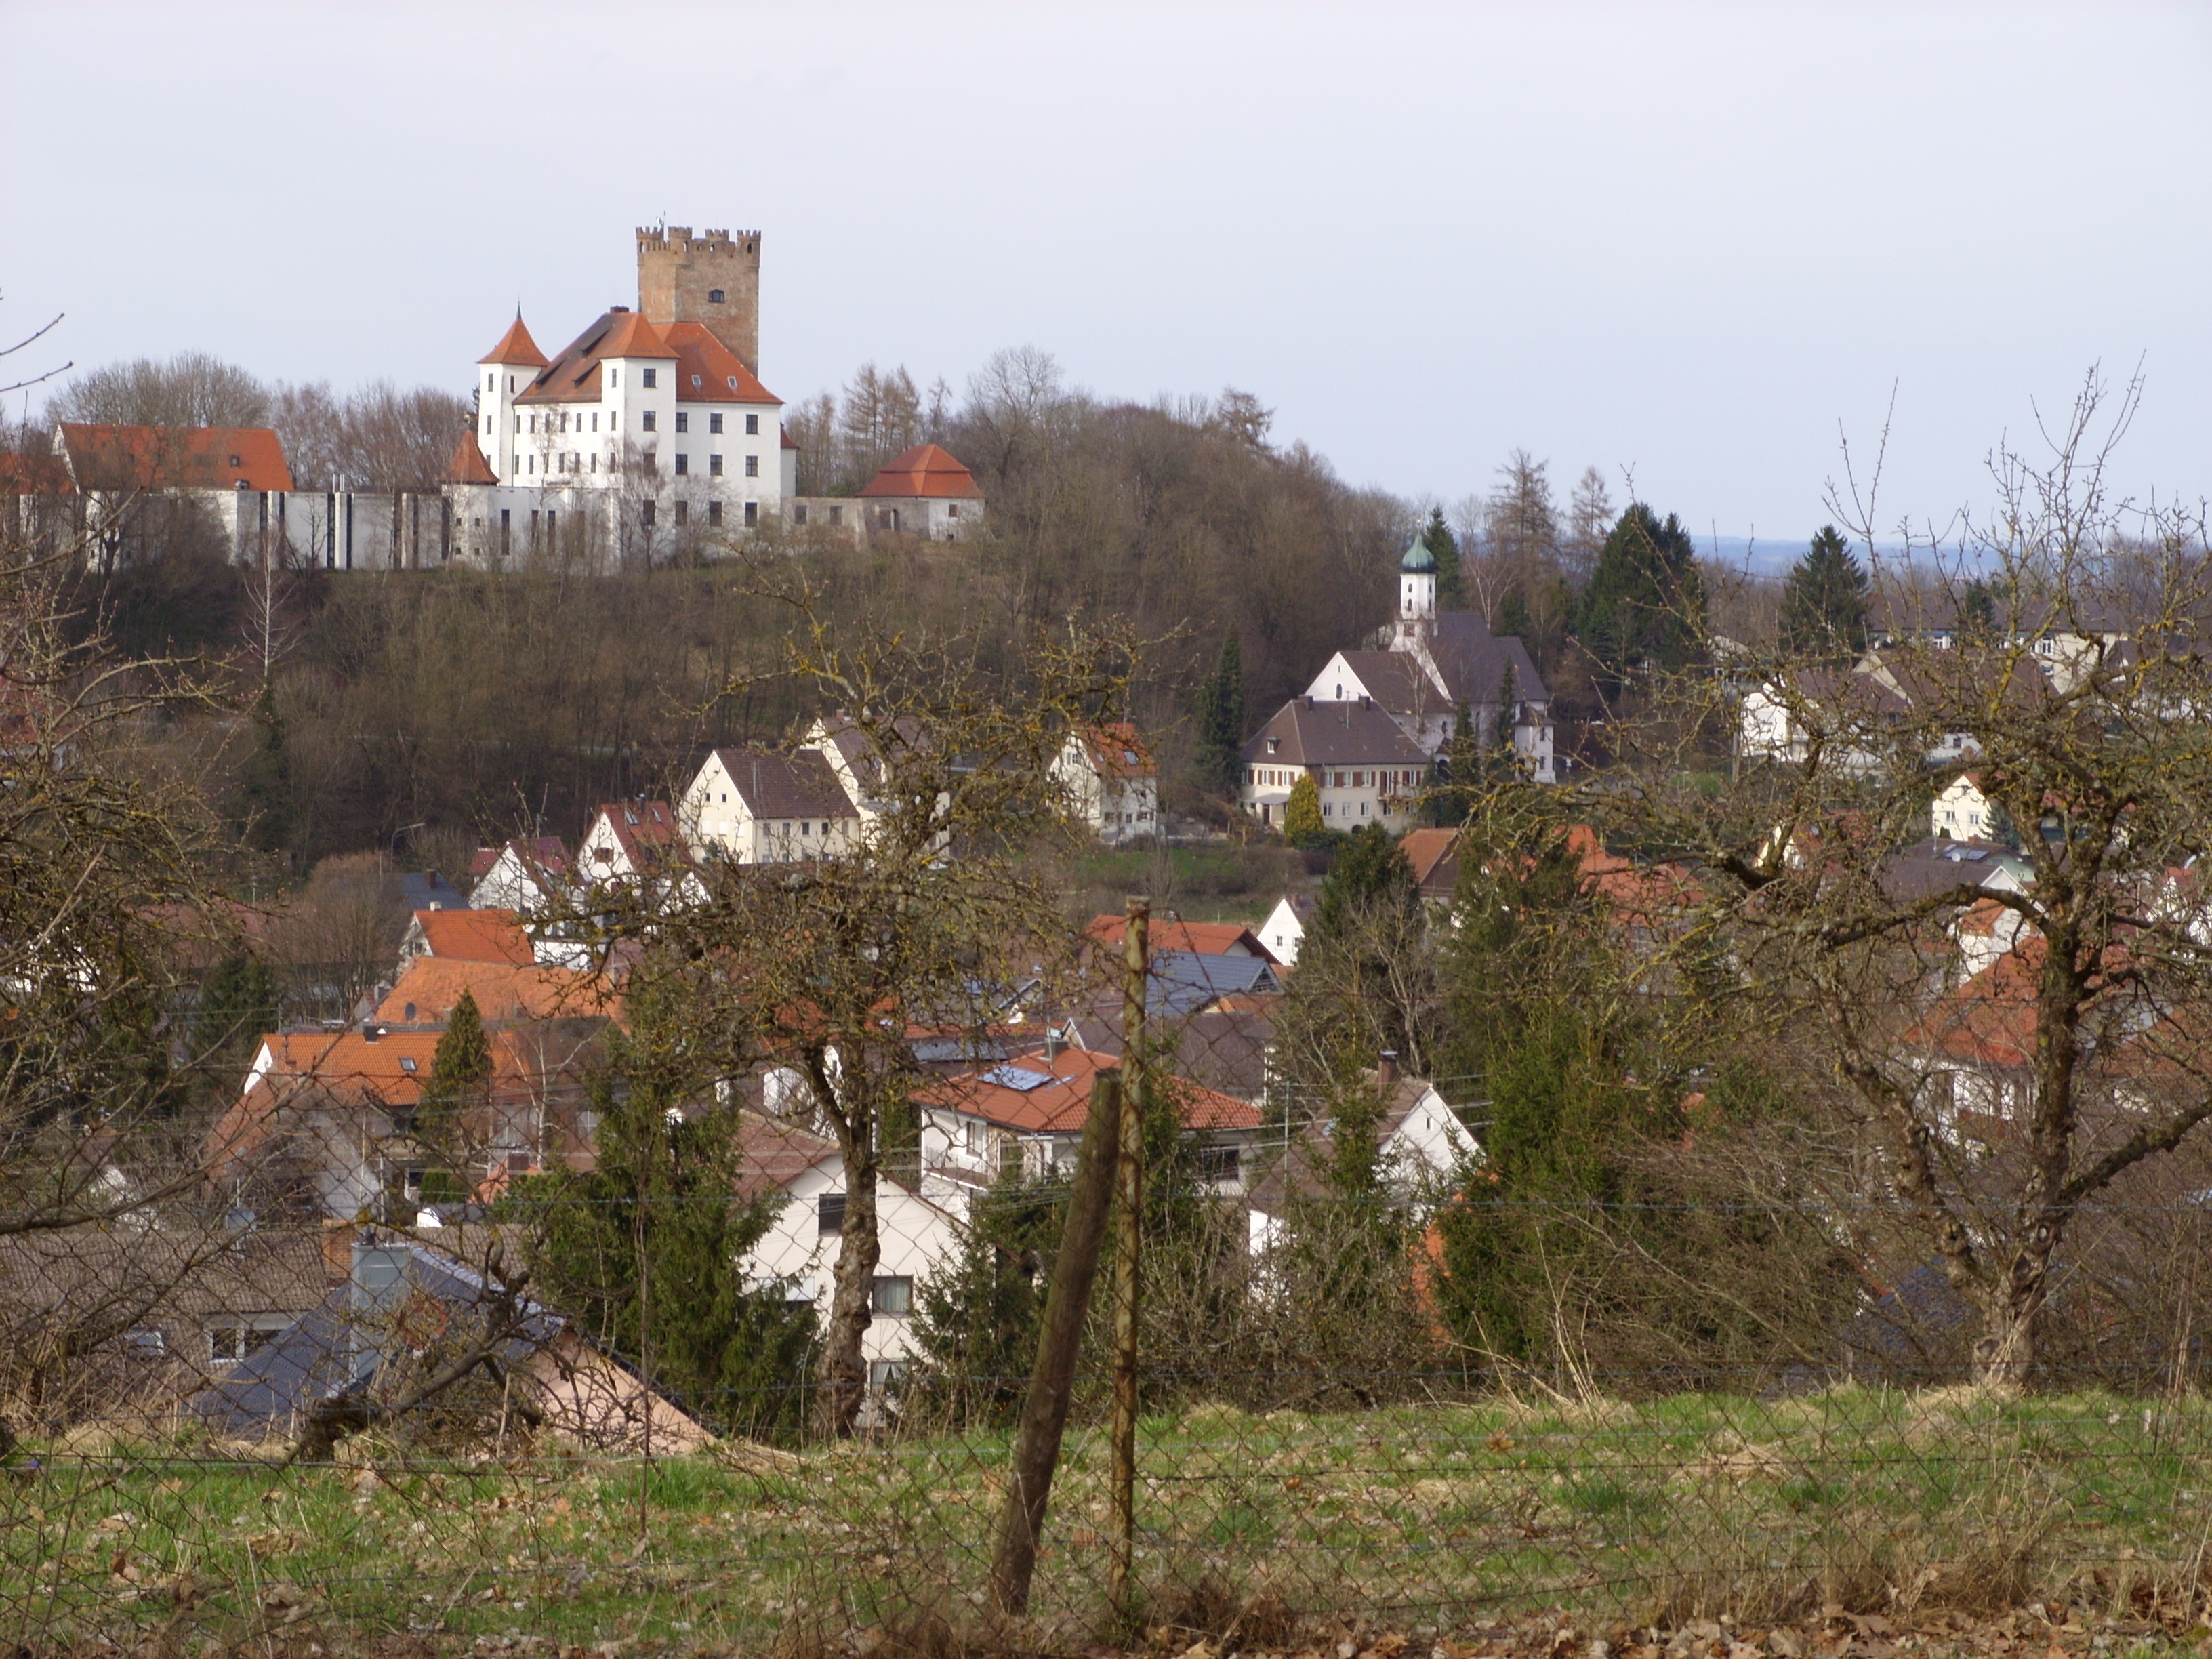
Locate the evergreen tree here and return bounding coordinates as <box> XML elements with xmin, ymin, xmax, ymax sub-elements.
<box><xmin>1422</xmin><ymin>506</ymin><xmax>1464</xmax><ymax>609</ymax></box>
<box><xmin>1570</xmin><ymin>504</ymin><xmax>1704</xmax><ymax>701</ymax></box>
<box><xmin>1282</xmin><ymin>773</ymin><xmax>1326</xmax><ymax>845</ymax></box>
<box><xmin>1496</xmin><ymin>586</ymin><xmax>1532</xmax><ymax>642</ymax></box>
<box><xmin>909</xmin><ymin>1165</ymin><xmax>1066</xmax><ymax>1427</ymax></box>
<box><xmin>1275</xmin><ymin>825</ymin><xmax>1427</xmax><ymax>1085</ymax></box>
<box><xmin>1779</xmin><ymin>525</ymin><xmax>1870</xmax><ymax>660</ymax></box>
<box><xmin>195</xmin><ymin>951</ymin><xmax>279</xmax><ymax>1078</ymax></box>
<box><xmin>420</xmin><ymin>987</ymin><xmax>491</xmax><ymax>1141</ymax></box>
<box><xmin>1195</xmin><ymin>628</ymin><xmax>1247</xmax><ymax>796</ymax></box>
<box><xmin>239</xmin><ymin>678</ymin><xmax>293</xmax><ymax>859</ymax></box>
<box><xmin>504</xmin><ymin>987</ymin><xmax>815</xmax><ymax>1437</ymax></box>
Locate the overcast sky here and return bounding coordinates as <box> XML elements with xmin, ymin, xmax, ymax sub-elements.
<box><xmin>3</xmin><ymin>2</ymin><xmax>2206</xmax><ymax>547</ymax></box>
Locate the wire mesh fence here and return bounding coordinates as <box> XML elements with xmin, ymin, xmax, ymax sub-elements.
<box><xmin>14</xmin><ymin>1188</ymin><xmax>2212</xmax><ymax>1654</ymax></box>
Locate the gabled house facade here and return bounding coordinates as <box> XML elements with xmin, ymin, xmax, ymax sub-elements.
<box><xmin>1054</xmin><ymin>724</ymin><xmax>1160</xmax><ymax>844</ymax></box>
<box><xmin>1237</xmin><ymin>696</ymin><xmax>1431</xmax><ymax>830</ymax></box>
<box><xmin>578</xmin><ymin>800</ymin><xmax>691</xmax><ymax>886</ymax></box>
<box><xmin>679</xmin><ymin>747</ymin><xmax>861</xmax><ymax>863</ymax></box>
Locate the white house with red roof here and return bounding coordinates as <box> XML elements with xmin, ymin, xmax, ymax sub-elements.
<box><xmin>1054</xmin><ymin>724</ymin><xmax>1159</xmax><ymax>844</ymax></box>
<box><xmin>445</xmin><ymin>227</ymin><xmax>787</xmax><ymax>564</ymax></box>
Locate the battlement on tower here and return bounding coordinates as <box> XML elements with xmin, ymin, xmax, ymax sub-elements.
<box><xmin>636</xmin><ymin>225</ymin><xmax>763</xmax><ymax>373</ymax></box>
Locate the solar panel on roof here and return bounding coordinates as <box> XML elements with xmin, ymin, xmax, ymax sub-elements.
<box><xmin>980</xmin><ymin>1064</ymin><xmax>1055</xmax><ymax>1092</ymax></box>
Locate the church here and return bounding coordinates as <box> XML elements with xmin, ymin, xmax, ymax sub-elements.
<box><xmin>1237</xmin><ymin>540</ymin><xmax>1555</xmax><ymax>831</ymax></box>
<box><xmin>1303</xmin><ymin>539</ymin><xmax>1557</xmax><ymax>783</ymax></box>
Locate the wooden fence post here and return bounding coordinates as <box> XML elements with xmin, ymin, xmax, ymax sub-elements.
<box><xmin>989</xmin><ymin>1067</ymin><xmax>1123</xmax><ymax>1616</ymax></box>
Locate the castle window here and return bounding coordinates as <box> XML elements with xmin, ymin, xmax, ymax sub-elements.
<box><xmin>794</xmin><ymin>504</ymin><xmax>808</xmax><ymax>525</ymax></box>
<box><xmin>710</xmin><ymin>453</ymin><xmax>723</xmax><ymax>476</ymax></box>
<box><xmin>675</xmin><ymin>500</ymin><xmax>688</xmax><ymax>526</ymax></box>
<box><xmin>483</xmin><ymin>415</ymin><xmax>491</xmax><ymax>434</ymax></box>
<box><xmin>675</xmin><ymin>412</ymin><xmax>689</xmax><ymax>433</ymax></box>
<box><xmin>591</xmin><ymin>413</ymin><xmax>598</xmax><ymax>431</ymax></box>
<box><xmin>709</xmin><ymin>413</ymin><xmax>724</xmax><ymax>434</ymax></box>
<box><xmin>708</xmin><ymin>288</ymin><xmax>725</xmax><ymax>304</ymax></box>
<box><xmin>675</xmin><ymin>453</ymin><xmax>689</xmax><ymax>475</ymax></box>
<box><xmin>641</xmin><ymin>411</ymin><xmax>657</xmax><ymax>432</ymax></box>
<box><xmin>641</xmin><ymin>501</ymin><xmax>655</xmax><ymax>529</ymax></box>
<box><xmin>745</xmin><ymin>413</ymin><xmax>760</xmax><ymax>434</ymax></box>
<box><xmin>829</xmin><ymin>505</ymin><xmax>842</xmax><ymax>525</ymax></box>
<box><xmin>708</xmin><ymin>501</ymin><xmax>722</xmax><ymax>527</ymax></box>
<box><xmin>745</xmin><ymin>455</ymin><xmax>758</xmax><ymax>477</ymax></box>
<box><xmin>743</xmin><ymin>501</ymin><xmax>758</xmax><ymax>527</ymax></box>
<box><xmin>642</xmin><ymin>369</ymin><xmax>657</xmax><ymax>389</ymax></box>
<box><xmin>948</xmin><ymin>503</ymin><xmax>960</xmax><ymax>518</ymax></box>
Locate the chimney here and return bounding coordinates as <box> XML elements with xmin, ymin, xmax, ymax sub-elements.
<box><xmin>362</xmin><ymin>1023</ymin><xmax>382</xmax><ymax>1043</ymax></box>
<box><xmin>1376</xmin><ymin>1050</ymin><xmax>1398</xmax><ymax>1085</ymax></box>
<box><xmin>320</xmin><ymin>1220</ymin><xmax>358</xmax><ymax>1282</ymax></box>
<box><xmin>1044</xmin><ymin>1025</ymin><xmax>1065</xmax><ymax>1061</ymax></box>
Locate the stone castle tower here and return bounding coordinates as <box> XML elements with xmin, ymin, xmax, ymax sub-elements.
<box><xmin>636</xmin><ymin>226</ymin><xmax>761</xmax><ymax>373</ymax></box>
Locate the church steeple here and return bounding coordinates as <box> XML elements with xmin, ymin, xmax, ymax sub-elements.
<box><xmin>1398</xmin><ymin>536</ymin><xmax>1436</xmax><ymax>624</ymax></box>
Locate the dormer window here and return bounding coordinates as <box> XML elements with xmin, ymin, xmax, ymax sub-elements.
<box><xmin>228</xmin><ymin>454</ymin><xmax>242</xmax><ymax>467</ymax></box>
<box><xmin>708</xmin><ymin>288</ymin><xmax>726</xmax><ymax>304</ymax></box>
<box><xmin>1267</xmin><ymin>737</ymin><xmax>1282</xmax><ymax>755</ymax></box>
<box><xmin>691</xmin><ymin>374</ymin><xmax>701</xmax><ymax>388</ymax></box>
<box><xmin>726</xmin><ymin>376</ymin><xmax>737</xmax><ymax>390</ymax></box>
<box><xmin>642</xmin><ymin>368</ymin><xmax>657</xmax><ymax>389</ymax></box>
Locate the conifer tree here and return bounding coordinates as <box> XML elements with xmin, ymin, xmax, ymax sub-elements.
<box><xmin>1779</xmin><ymin>525</ymin><xmax>1871</xmax><ymax>660</ymax></box>
<box><xmin>1283</xmin><ymin>773</ymin><xmax>1326</xmax><ymax>845</ymax></box>
<box><xmin>909</xmin><ymin>1164</ymin><xmax>1066</xmax><ymax>1426</ymax></box>
<box><xmin>420</xmin><ymin>987</ymin><xmax>491</xmax><ymax>1143</ymax></box>
<box><xmin>195</xmin><ymin>951</ymin><xmax>279</xmax><ymax>1078</ymax></box>
<box><xmin>1570</xmin><ymin>503</ymin><xmax>1704</xmax><ymax>702</ymax></box>
<box><xmin>505</xmin><ymin>985</ymin><xmax>815</xmax><ymax>1437</ymax></box>
<box><xmin>1196</xmin><ymin>627</ymin><xmax>1246</xmax><ymax>795</ymax></box>
<box><xmin>1421</xmin><ymin>506</ymin><xmax>1464</xmax><ymax>609</ymax></box>
<box><xmin>239</xmin><ymin>678</ymin><xmax>293</xmax><ymax>859</ymax></box>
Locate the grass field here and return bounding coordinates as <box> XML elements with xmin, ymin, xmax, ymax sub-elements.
<box><xmin>9</xmin><ymin>1385</ymin><xmax>2212</xmax><ymax>1652</ymax></box>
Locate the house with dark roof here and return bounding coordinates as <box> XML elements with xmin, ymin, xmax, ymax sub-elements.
<box><xmin>679</xmin><ymin>747</ymin><xmax>861</xmax><ymax>863</ymax></box>
<box><xmin>1236</xmin><ymin>694</ymin><xmax>1432</xmax><ymax>830</ymax></box>
<box><xmin>1301</xmin><ymin>537</ymin><xmax>1557</xmax><ymax>781</ymax></box>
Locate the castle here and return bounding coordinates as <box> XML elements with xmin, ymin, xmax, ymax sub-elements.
<box><xmin>443</xmin><ymin>228</ymin><xmax>795</xmax><ymax>562</ymax></box>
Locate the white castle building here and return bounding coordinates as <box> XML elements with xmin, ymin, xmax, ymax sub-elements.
<box><xmin>445</xmin><ymin>227</ymin><xmax>796</xmax><ymax>564</ymax></box>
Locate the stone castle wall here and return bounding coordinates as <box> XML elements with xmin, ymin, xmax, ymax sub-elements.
<box><xmin>636</xmin><ymin>226</ymin><xmax>761</xmax><ymax>373</ymax></box>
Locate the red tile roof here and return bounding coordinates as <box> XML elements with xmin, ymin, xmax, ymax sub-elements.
<box><xmin>479</xmin><ymin>314</ymin><xmax>550</xmax><ymax>367</ymax></box>
<box><xmin>921</xmin><ymin>1046</ymin><xmax>1258</xmax><ymax>1136</ymax></box>
<box><xmin>445</xmin><ymin>429</ymin><xmax>498</xmax><ymax>486</ymax></box>
<box><xmin>57</xmin><ymin>424</ymin><xmax>293</xmax><ymax>492</ymax></box>
<box><xmin>375</xmin><ymin>957</ymin><xmax>621</xmax><ymax>1027</ymax></box>
<box><xmin>857</xmin><ymin>443</ymin><xmax>982</xmax><ymax>501</ymax></box>
<box><xmin>583</xmin><ymin>800</ymin><xmax>691</xmax><ymax>877</ymax></box>
<box><xmin>1086</xmin><ymin>915</ymin><xmax>1275</xmax><ymax>962</ymax></box>
<box><xmin>597</xmin><ymin>310</ymin><xmax>678</xmax><ymax>361</ymax></box>
<box><xmin>1076</xmin><ymin>723</ymin><xmax>1158</xmax><ymax>781</ymax></box>
<box><xmin>1399</xmin><ymin>828</ymin><xmax>1461</xmax><ymax>895</ymax></box>
<box><xmin>411</xmin><ymin>909</ymin><xmax>533</xmax><ymax>966</ymax></box>
<box><xmin>661</xmin><ymin>322</ymin><xmax>780</xmax><ymax>405</ymax></box>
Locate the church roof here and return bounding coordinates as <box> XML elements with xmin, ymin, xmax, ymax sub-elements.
<box><xmin>857</xmin><ymin>443</ymin><xmax>983</xmax><ymax>500</ymax></box>
<box><xmin>478</xmin><ymin>314</ymin><xmax>549</xmax><ymax>368</ymax></box>
<box><xmin>444</xmin><ymin>429</ymin><xmax>497</xmax><ymax>486</ymax></box>
<box><xmin>1428</xmin><ymin>613</ymin><xmax>1549</xmax><ymax>708</ymax></box>
<box><xmin>1399</xmin><ymin>537</ymin><xmax>1436</xmax><ymax>573</ymax></box>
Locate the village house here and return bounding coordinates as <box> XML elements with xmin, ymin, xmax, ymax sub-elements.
<box><xmin>468</xmin><ymin>836</ymin><xmax>572</xmax><ymax>912</ymax></box>
<box><xmin>1054</xmin><ymin>724</ymin><xmax>1160</xmax><ymax>844</ymax></box>
<box><xmin>1932</xmin><ymin>772</ymin><xmax>2004</xmax><ymax>842</ymax></box>
<box><xmin>1258</xmin><ymin>893</ymin><xmax>1315</xmax><ymax>965</ymax></box>
<box><xmin>395</xmin><ymin>907</ymin><xmax>533</xmax><ymax>978</ymax></box>
<box><xmin>678</xmin><ymin>747</ymin><xmax>861</xmax><ymax>863</ymax></box>
<box><xmin>734</xmin><ymin>1114</ymin><xmax>966</xmax><ymax>1392</ymax></box>
<box><xmin>1237</xmin><ymin>695</ymin><xmax>1431</xmax><ymax>830</ymax></box>
<box><xmin>917</xmin><ymin>1040</ymin><xmax>1263</xmax><ymax>1189</ymax></box>
<box><xmin>577</xmin><ymin>800</ymin><xmax>692</xmax><ymax>885</ymax></box>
